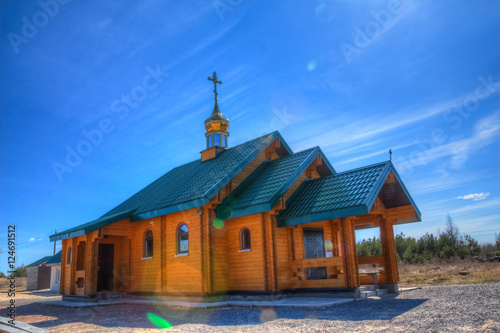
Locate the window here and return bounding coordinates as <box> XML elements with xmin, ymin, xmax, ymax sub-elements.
<box><xmin>206</xmin><ymin>136</ymin><xmax>209</xmax><ymax>148</ymax></box>
<box><xmin>240</xmin><ymin>228</ymin><xmax>251</xmax><ymax>251</ymax></box>
<box><xmin>177</xmin><ymin>223</ymin><xmax>189</xmax><ymax>254</ymax></box>
<box><xmin>214</xmin><ymin>134</ymin><xmax>220</xmax><ymax>146</ymax></box>
<box><xmin>67</xmin><ymin>246</ymin><xmax>72</xmax><ymax>265</ymax></box>
<box><xmin>144</xmin><ymin>230</ymin><xmax>153</xmax><ymax>258</ymax></box>
<box><xmin>56</xmin><ymin>269</ymin><xmax>61</xmax><ymax>283</ymax></box>
<box><xmin>222</xmin><ymin>134</ymin><xmax>227</xmax><ymax>147</ymax></box>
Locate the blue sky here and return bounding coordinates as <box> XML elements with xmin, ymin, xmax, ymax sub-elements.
<box><xmin>1</xmin><ymin>0</ymin><xmax>498</xmax><ymax>268</ymax></box>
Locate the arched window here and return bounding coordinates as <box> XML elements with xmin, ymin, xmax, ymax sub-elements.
<box><xmin>67</xmin><ymin>246</ymin><xmax>72</xmax><ymax>265</ymax></box>
<box><xmin>240</xmin><ymin>228</ymin><xmax>251</xmax><ymax>251</ymax></box>
<box><xmin>144</xmin><ymin>230</ymin><xmax>153</xmax><ymax>258</ymax></box>
<box><xmin>177</xmin><ymin>223</ymin><xmax>189</xmax><ymax>254</ymax></box>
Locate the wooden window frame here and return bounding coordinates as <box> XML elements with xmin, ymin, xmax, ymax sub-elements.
<box><xmin>143</xmin><ymin>229</ymin><xmax>153</xmax><ymax>259</ymax></box>
<box><xmin>239</xmin><ymin>227</ymin><xmax>251</xmax><ymax>252</ymax></box>
<box><xmin>176</xmin><ymin>223</ymin><xmax>189</xmax><ymax>255</ymax></box>
<box><xmin>66</xmin><ymin>246</ymin><xmax>72</xmax><ymax>266</ymax></box>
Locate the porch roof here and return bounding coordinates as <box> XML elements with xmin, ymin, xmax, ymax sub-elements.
<box><xmin>276</xmin><ymin>161</ymin><xmax>421</xmax><ymax>227</ymax></box>
<box><xmin>215</xmin><ymin>146</ymin><xmax>334</xmax><ymax>220</ymax></box>
<box><xmin>49</xmin><ymin>209</ymin><xmax>135</xmax><ymax>242</ymax></box>
<box><xmin>27</xmin><ymin>256</ymin><xmax>53</xmax><ymax>268</ymax></box>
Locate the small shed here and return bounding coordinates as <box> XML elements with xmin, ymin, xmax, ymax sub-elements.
<box><xmin>26</xmin><ymin>256</ymin><xmax>52</xmax><ymax>290</ymax></box>
<box><xmin>46</xmin><ymin>251</ymin><xmax>62</xmax><ymax>292</ymax></box>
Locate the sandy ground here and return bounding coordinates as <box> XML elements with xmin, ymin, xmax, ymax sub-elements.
<box><xmin>1</xmin><ymin>283</ymin><xmax>499</xmax><ymax>332</ymax></box>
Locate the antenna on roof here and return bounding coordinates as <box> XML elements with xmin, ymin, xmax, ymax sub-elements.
<box><xmin>389</xmin><ymin>149</ymin><xmax>392</xmax><ymax>161</ymax></box>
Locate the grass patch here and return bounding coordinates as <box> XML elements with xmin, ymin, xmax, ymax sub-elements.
<box><xmin>398</xmin><ymin>260</ymin><xmax>500</xmax><ymax>287</ymax></box>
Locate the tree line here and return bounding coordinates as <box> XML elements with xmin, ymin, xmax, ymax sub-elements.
<box><xmin>357</xmin><ymin>215</ymin><xmax>500</xmax><ymax>264</ymax></box>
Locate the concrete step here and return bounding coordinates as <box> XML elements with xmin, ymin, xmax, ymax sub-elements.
<box><xmin>360</xmin><ymin>285</ymin><xmax>376</xmax><ymax>291</ymax></box>
<box><xmin>376</xmin><ymin>289</ymin><xmax>387</xmax><ymax>296</ymax></box>
<box><xmin>360</xmin><ymin>290</ymin><xmax>376</xmax><ymax>298</ymax></box>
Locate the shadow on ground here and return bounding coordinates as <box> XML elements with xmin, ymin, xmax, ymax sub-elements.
<box><xmin>12</xmin><ymin>294</ymin><xmax>428</xmax><ymax>330</ymax></box>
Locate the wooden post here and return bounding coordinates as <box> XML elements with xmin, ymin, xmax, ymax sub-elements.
<box><xmin>84</xmin><ymin>233</ymin><xmax>92</xmax><ymax>295</ymax></box>
<box><xmin>60</xmin><ymin>239</ymin><xmax>66</xmax><ymax>294</ymax></box>
<box><xmin>161</xmin><ymin>215</ymin><xmax>166</xmax><ymax>294</ymax></box>
<box><xmin>268</xmin><ymin>214</ymin><xmax>278</xmax><ymax>291</ymax></box>
<box><xmin>69</xmin><ymin>238</ymin><xmax>77</xmax><ymax>295</ymax></box>
<box><xmin>380</xmin><ymin>217</ymin><xmax>399</xmax><ymax>284</ymax></box>
<box><xmin>260</xmin><ymin>213</ymin><xmax>269</xmax><ymax>292</ymax></box>
<box><xmin>199</xmin><ymin>211</ymin><xmax>204</xmax><ymax>294</ymax></box>
<box><xmin>339</xmin><ymin>217</ymin><xmax>359</xmax><ymax>288</ymax></box>
<box><xmin>90</xmin><ymin>239</ymin><xmax>98</xmax><ymax>295</ymax></box>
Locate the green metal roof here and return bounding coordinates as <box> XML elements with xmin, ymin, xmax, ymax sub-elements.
<box><xmin>27</xmin><ymin>256</ymin><xmax>53</xmax><ymax>268</ymax></box>
<box><xmin>276</xmin><ymin>161</ymin><xmax>421</xmax><ymax>227</ymax></box>
<box><xmin>215</xmin><ymin>147</ymin><xmax>334</xmax><ymax>220</ymax></box>
<box><xmin>49</xmin><ymin>209</ymin><xmax>136</xmax><ymax>242</ymax></box>
<box><xmin>45</xmin><ymin>250</ymin><xmax>62</xmax><ymax>265</ymax></box>
<box><xmin>50</xmin><ymin>132</ymin><xmax>293</xmax><ymax>241</ymax></box>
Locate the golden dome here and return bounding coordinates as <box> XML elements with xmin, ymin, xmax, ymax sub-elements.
<box><xmin>204</xmin><ymin>101</ymin><xmax>229</xmax><ymax>134</ymax></box>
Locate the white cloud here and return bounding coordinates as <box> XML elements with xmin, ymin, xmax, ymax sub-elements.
<box><xmin>29</xmin><ymin>238</ymin><xmax>35</xmax><ymax>242</ymax></box>
<box><xmin>457</xmin><ymin>192</ymin><xmax>490</xmax><ymax>201</ymax></box>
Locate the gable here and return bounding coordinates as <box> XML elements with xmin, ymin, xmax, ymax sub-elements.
<box><xmin>276</xmin><ymin>161</ymin><xmax>421</xmax><ymax>227</ymax></box>
<box><xmin>215</xmin><ymin>146</ymin><xmax>334</xmax><ymax>220</ymax></box>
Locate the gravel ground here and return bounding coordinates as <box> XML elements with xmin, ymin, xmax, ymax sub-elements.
<box><xmin>2</xmin><ymin>283</ymin><xmax>499</xmax><ymax>332</ymax></box>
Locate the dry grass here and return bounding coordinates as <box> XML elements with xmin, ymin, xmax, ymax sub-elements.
<box><xmin>398</xmin><ymin>260</ymin><xmax>500</xmax><ymax>288</ymax></box>
<box><xmin>0</xmin><ymin>277</ymin><xmax>27</xmax><ymax>291</ymax></box>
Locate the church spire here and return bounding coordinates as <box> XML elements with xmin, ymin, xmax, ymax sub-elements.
<box><xmin>204</xmin><ymin>72</ymin><xmax>229</xmax><ymax>150</ymax></box>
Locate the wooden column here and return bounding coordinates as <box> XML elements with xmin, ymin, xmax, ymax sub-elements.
<box><xmin>161</xmin><ymin>215</ymin><xmax>166</xmax><ymax>293</ymax></box>
<box><xmin>205</xmin><ymin>208</ymin><xmax>214</xmax><ymax>294</ymax></box>
<box><xmin>199</xmin><ymin>211</ymin><xmax>204</xmax><ymax>294</ymax></box>
<box><xmin>339</xmin><ymin>217</ymin><xmax>359</xmax><ymax>288</ymax></box>
<box><xmin>90</xmin><ymin>239</ymin><xmax>98</xmax><ymax>295</ymax></box>
<box><xmin>84</xmin><ymin>233</ymin><xmax>93</xmax><ymax>295</ymax></box>
<box><xmin>260</xmin><ymin>213</ymin><xmax>269</xmax><ymax>291</ymax></box>
<box><xmin>268</xmin><ymin>214</ymin><xmax>278</xmax><ymax>291</ymax></box>
<box><xmin>60</xmin><ymin>239</ymin><xmax>66</xmax><ymax>294</ymax></box>
<box><xmin>380</xmin><ymin>217</ymin><xmax>399</xmax><ymax>284</ymax></box>
<box><xmin>69</xmin><ymin>238</ymin><xmax>77</xmax><ymax>295</ymax></box>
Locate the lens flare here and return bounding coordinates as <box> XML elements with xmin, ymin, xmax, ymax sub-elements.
<box><xmin>147</xmin><ymin>313</ymin><xmax>172</xmax><ymax>329</ymax></box>
<box><xmin>213</xmin><ymin>218</ymin><xmax>224</xmax><ymax>229</ymax></box>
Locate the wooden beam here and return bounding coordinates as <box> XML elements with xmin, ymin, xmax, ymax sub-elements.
<box><xmin>385</xmin><ymin>205</ymin><xmax>418</xmax><ymax>221</ymax></box>
<box><xmin>353</xmin><ymin>214</ymin><xmax>382</xmax><ymax>228</ymax></box>
<box><xmin>380</xmin><ymin>217</ymin><xmax>399</xmax><ymax>284</ymax></box>
<box><xmin>339</xmin><ymin>217</ymin><xmax>359</xmax><ymax>288</ymax></box>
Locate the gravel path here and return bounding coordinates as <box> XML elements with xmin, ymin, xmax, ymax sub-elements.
<box><xmin>3</xmin><ymin>283</ymin><xmax>499</xmax><ymax>332</ymax></box>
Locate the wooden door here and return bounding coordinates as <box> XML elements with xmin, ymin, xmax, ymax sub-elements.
<box><xmin>303</xmin><ymin>228</ymin><xmax>327</xmax><ymax>280</ymax></box>
<box><xmin>97</xmin><ymin>244</ymin><xmax>114</xmax><ymax>292</ymax></box>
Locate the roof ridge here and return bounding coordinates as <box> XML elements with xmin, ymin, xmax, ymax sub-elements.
<box><xmin>305</xmin><ymin>160</ymin><xmax>390</xmax><ymax>181</ymax></box>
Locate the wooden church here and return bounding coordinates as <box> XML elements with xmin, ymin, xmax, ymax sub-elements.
<box><xmin>50</xmin><ymin>72</ymin><xmax>421</xmax><ymax>300</ymax></box>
